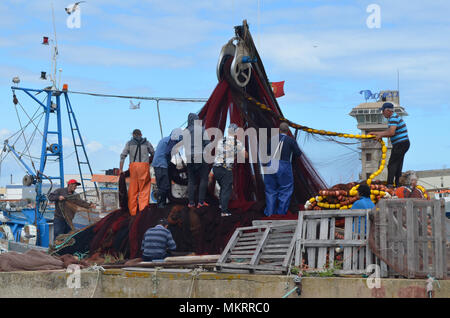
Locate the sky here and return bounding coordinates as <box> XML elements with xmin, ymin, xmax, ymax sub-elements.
<box><xmin>0</xmin><ymin>0</ymin><xmax>449</xmax><ymax>187</ymax></box>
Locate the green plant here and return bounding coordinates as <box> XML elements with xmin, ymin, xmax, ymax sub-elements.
<box><xmin>332</xmin><ymin>260</ymin><xmax>343</xmax><ymax>270</ymax></box>
<box><xmin>318</xmin><ymin>267</ymin><xmax>335</xmax><ymax>277</ymax></box>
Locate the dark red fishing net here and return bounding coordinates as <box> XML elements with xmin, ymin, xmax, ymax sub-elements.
<box><xmin>53</xmin><ymin>25</ymin><xmax>326</xmax><ymax>260</ymax></box>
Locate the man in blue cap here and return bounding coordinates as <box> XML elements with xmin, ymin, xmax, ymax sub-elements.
<box><xmin>369</xmin><ymin>102</ymin><xmax>410</xmax><ymax>187</ymax></box>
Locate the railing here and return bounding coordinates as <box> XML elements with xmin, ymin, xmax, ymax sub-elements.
<box><xmin>294</xmin><ymin>199</ymin><xmax>447</xmax><ymax>279</ymax></box>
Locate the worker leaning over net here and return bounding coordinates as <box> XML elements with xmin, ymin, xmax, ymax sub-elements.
<box><xmin>119</xmin><ymin>129</ymin><xmax>155</xmax><ymax>216</ymax></box>
<box><xmin>152</xmin><ymin>128</ymin><xmax>183</xmax><ymax>209</ymax></box>
<box><xmin>48</xmin><ymin>179</ymin><xmax>95</xmax><ymax>238</ymax></box>
<box><xmin>369</xmin><ymin>102</ymin><xmax>410</xmax><ymax>188</ymax></box>
<box><xmin>263</xmin><ymin>122</ymin><xmax>302</xmax><ymax>217</ymax></box>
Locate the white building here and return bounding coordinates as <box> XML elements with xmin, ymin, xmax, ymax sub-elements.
<box><xmin>415</xmin><ymin>169</ymin><xmax>450</xmax><ymax>200</ymax></box>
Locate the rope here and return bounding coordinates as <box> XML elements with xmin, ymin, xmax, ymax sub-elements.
<box><xmin>187</xmin><ymin>268</ymin><xmax>202</xmax><ymax>298</ymax></box>
<box><xmin>87</xmin><ymin>264</ymin><xmax>105</xmax><ymax>298</ymax></box>
<box><xmin>67</xmin><ymin>90</ymin><xmax>208</xmax><ymax>103</ymax></box>
<box><xmin>0</xmin><ymin>93</ymin><xmax>48</xmax><ymax>168</ymax></box>
<box><xmin>50</xmin><ymin>230</ymin><xmax>80</xmax><ymax>252</ymax></box>
<box><xmin>13</xmin><ymin>102</ymin><xmax>35</xmax><ymax>172</ymax></box>
<box><xmin>74</xmin><ymin>251</ymin><xmax>89</xmax><ymax>260</ymax></box>
<box><xmin>152</xmin><ymin>267</ymin><xmax>163</xmax><ymax>297</ymax></box>
<box><xmin>282</xmin><ymin>286</ymin><xmax>298</xmax><ymax>298</ymax></box>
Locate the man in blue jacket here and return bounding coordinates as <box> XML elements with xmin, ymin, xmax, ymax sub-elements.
<box><xmin>351</xmin><ymin>184</ymin><xmax>375</xmax><ymax>237</ymax></box>
<box><xmin>152</xmin><ymin>129</ymin><xmax>183</xmax><ymax>208</ymax></box>
<box><xmin>351</xmin><ymin>184</ymin><xmax>375</xmax><ymax>210</ymax></box>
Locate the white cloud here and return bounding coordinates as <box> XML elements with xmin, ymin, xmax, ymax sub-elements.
<box><xmin>0</xmin><ymin>129</ymin><xmax>12</xmax><ymax>140</ymax></box>
<box><xmin>62</xmin><ymin>137</ymin><xmax>72</xmax><ymax>147</ymax></box>
<box><xmin>108</xmin><ymin>144</ymin><xmax>123</xmax><ymax>155</ymax></box>
<box><xmin>86</xmin><ymin>141</ymin><xmax>103</xmax><ymax>152</ymax></box>
<box><xmin>100</xmin><ymin>15</ymin><xmax>222</xmax><ymax>51</ymax></box>
<box><xmin>59</xmin><ymin>45</ymin><xmax>192</xmax><ymax>69</ymax></box>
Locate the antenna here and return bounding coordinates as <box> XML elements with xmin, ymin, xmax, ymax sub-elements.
<box><xmin>50</xmin><ymin>1</ymin><xmax>59</xmax><ymax>90</ymax></box>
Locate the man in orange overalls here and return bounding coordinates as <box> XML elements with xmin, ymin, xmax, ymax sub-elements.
<box><xmin>119</xmin><ymin>129</ymin><xmax>155</xmax><ymax>215</ymax></box>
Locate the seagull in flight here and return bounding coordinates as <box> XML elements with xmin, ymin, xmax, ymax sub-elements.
<box><xmin>65</xmin><ymin>1</ymin><xmax>86</xmax><ymax>15</ymax></box>
<box><xmin>130</xmin><ymin>100</ymin><xmax>141</xmax><ymax>110</ymax></box>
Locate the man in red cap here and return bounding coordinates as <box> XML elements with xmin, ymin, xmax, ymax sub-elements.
<box><xmin>48</xmin><ymin>179</ymin><xmax>95</xmax><ymax>238</ymax></box>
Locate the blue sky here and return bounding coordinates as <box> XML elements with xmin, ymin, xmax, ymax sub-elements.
<box><xmin>1</xmin><ymin>0</ymin><xmax>449</xmax><ymax>187</ymax></box>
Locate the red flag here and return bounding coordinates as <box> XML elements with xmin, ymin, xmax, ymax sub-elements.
<box><xmin>270</xmin><ymin>81</ymin><xmax>285</xmax><ymax>98</ymax></box>
<box><xmin>42</xmin><ymin>36</ymin><xmax>49</xmax><ymax>45</ymax></box>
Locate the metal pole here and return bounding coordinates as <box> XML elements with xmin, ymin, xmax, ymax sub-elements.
<box><xmin>156</xmin><ymin>99</ymin><xmax>163</xmax><ymax>139</ymax></box>
<box><xmin>55</xmin><ymin>94</ymin><xmax>64</xmax><ymax>188</ymax></box>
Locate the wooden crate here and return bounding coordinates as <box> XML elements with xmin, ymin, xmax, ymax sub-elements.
<box><xmin>294</xmin><ymin>209</ymin><xmax>377</xmax><ymax>275</ymax></box>
<box><xmin>374</xmin><ymin>199</ymin><xmax>447</xmax><ymax>279</ymax></box>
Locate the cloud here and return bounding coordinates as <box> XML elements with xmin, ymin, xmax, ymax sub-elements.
<box><xmin>108</xmin><ymin>144</ymin><xmax>123</xmax><ymax>155</ymax></box>
<box><xmin>100</xmin><ymin>15</ymin><xmax>222</xmax><ymax>51</ymax></box>
<box><xmin>59</xmin><ymin>45</ymin><xmax>192</xmax><ymax>69</ymax></box>
<box><xmin>0</xmin><ymin>129</ymin><xmax>12</xmax><ymax>140</ymax></box>
<box><xmin>62</xmin><ymin>137</ymin><xmax>73</xmax><ymax>148</ymax></box>
<box><xmin>86</xmin><ymin>141</ymin><xmax>103</xmax><ymax>152</ymax></box>
<box><xmin>259</xmin><ymin>27</ymin><xmax>450</xmax><ymax>75</ymax></box>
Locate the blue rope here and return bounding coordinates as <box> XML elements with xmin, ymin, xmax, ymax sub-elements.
<box><xmin>282</xmin><ymin>287</ymin><xmax>298</xmax><ymax>298</ymax></box>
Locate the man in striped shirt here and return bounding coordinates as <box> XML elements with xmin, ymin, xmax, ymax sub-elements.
<box><xmin>369</xmin><ymin>102</ymin><xmax>410</xmax><ymax>187</ymax></box>
<box><xmin>141</xmin><ymin>218</ymin><xmax>176</xmax><ymax>261</ymax></box>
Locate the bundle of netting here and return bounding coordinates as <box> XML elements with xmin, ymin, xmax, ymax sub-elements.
<box><xmin>304</xmin><ymin>181</ymin><xmax>396</xmax><ymax>210</ymax></box>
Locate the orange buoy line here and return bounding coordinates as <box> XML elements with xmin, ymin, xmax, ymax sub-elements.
<box><xmin>245</xmin><ymin>95</ymin><xmax>388</xmax><ymax>210</ymax></box>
